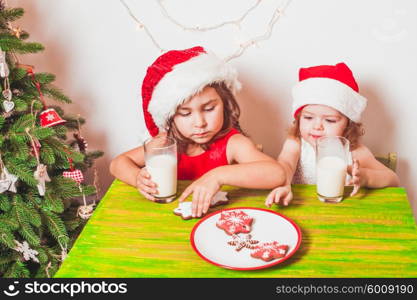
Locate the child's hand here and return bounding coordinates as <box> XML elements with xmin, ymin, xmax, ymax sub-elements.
<box><xmin>136</xmin><ymin>168</ymin><xmax>158</xmax><ymax>201</ymax></box>
<box><xmin>265</xmin><ymin>185</ymin><xmax>293</xmax><ymax>207</ymax></box>
<box><xmin>347</xmin><ymin>159</ymin><xmax>363</xmax><ymax>196</ymax></box>
<box><xmin>177</xmin><ymin>172</ymin><xmax>221</xmax><ymax>218</ymax></box>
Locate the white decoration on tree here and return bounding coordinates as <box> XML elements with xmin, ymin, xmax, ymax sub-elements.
<box><xmin>14</xmin><ymin>240</ymin><xmax>39</xmax><ymax>263</ymax></box>
<box><xmin>2</xmin><ymin>100</ymin><xmax>14</xmax><ymax>112</ymax></box>
<box><xmin>0</xmin><ymin>178</ymin><xmax>11</xmax><ymax>193</ymax></box>
<box><xmin>77</xmin><ymin>204</ymin><xmax>95</xmax><ymax>220</ymax></box>
<box><xmin>46</xmin><ymin>113</ymin><xmax>55</xmax><ymax>121</ymax></box>
<box><xmin>34</xmin><ymin>164</ymin><xmax>51</xmax><ymax>196</ymax></box>
<box><xmin>1</xmin><ymin>166</ymin><xmax>18</xmax><ymax>193</ymax></box>
<box><xmin>0</xmin><ymin>47</ymin><xmax>10</xmax><ymax>78</ymax></box>
<box><xmin>76</xmin><ymin>185</ymin><xmax>95</xmax><ymax>220</ymax></box>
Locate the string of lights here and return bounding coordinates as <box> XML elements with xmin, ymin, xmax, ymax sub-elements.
<box><xmin>157</xmin><ymin>0</ymin><xmax>262</xmax><ymax>32</ymax></box>
<box><xmin>119</xmin><ymin>0</ymin><xmax>291</xmax><ymax>61</ymax></box>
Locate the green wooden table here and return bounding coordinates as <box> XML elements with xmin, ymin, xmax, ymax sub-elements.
<box><xmin>55</xmin><ymin>180</ymin><xmax>417</xmax><ymax>278</ymax></box>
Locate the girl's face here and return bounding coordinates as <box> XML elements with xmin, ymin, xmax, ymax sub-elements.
<box><xmin>173</xmin><ymin>86</ymin><xmax>224</xmax><ymax>145</ymax></box>
<box><xmin>299</xmin><ymin>104</ymin><xmax>349</xmax><ymax>146</ymax></box>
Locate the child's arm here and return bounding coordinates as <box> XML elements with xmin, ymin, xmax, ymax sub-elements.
<box><xmin>178</xmin><ymin>134</ymin><xmax>286</xmax><ymax>217</ymax></box>
<box><xmin>265</xmin><ymin>137</ymin><xmax>301</xmax><ymax>207</ymax></box>
<box><xmin>349</xmin><ymin>145</ymin><xmax>400</xmax><ymax>194</ymax></box>
<box><xmin>276</xmin><ymin>137</ymin><xmax>301</xmax><ymax>185</ymax></box>
<box><xmin>219</xmin><ymin>133</ymin><xmax>287</xmax><ymax>188</ymax></box>
<box><xmin>109</xmin><ymin>146</ymin><xmax>157</xmax><ymax>201</ymax></box>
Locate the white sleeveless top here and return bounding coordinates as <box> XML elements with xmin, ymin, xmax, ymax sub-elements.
<box><xmin>292</xmin><ymin>138</ymin><xmax>353</xmax><ymax>184</ymax></box>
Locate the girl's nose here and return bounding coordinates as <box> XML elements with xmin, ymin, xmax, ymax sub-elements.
<box><xmin>193</xmin><ymin>113</ymin><xmax>207</xmax><ymax>128</ymax></box>
<box><xmin>313</xmin><ymin>119</ymin><xmax>323</xmax><ymax>130</ymax></box>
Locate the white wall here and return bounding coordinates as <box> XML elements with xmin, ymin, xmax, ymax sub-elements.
<box><xmin>12</xmin><ymin>0</ymin><xmax>417</xmax><ymax>221</ymax></box>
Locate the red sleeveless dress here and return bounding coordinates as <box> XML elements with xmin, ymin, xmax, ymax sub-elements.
<box><xmin>178</xmin><ymin>128</ymin><xmax>239</xmax><ymax>180</ymax></box>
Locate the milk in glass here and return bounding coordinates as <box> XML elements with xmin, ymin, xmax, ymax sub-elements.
<box><xmin>144</xmin><ymin>136</ymin><xmax>177</xmax><ymax>203</ymax></box>
<box><xmin>316</xmin><ymin>156</ymin><xmax>347</xmax><ymax>200</ymax></box>
<box><xmin>315</xmin><ymin>136</ymin><xmax>349</xmax><ymax>203</ymax></box>
<box><xmin>146</xmin><ymin>154</ymin><xmax>177</xmax><ymax>198</ymax></box>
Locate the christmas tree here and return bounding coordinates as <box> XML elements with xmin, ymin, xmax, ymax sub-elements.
<box><xmin>0</xmin><ymin>3</ymin><xmax>103</xmax><ymax>277</ymax></box>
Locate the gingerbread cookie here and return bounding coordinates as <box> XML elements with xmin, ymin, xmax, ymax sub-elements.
<box><xmin>173</xmin><ymin>202</ymin><xmax>193</xmax><ymax>220</ymax></box>
<box><xmin>216</xmin><ymin>209</ymin><xmax>253</xmax><ymax>235</ymax></box>
<box><xmin>210</xmin><ymin>191</ymin><xmax>229</xmax><ymax>206</ymax></box>
<box><xmin>227</xmin><ymin>234</ymin><xmax>259</xmax><ymax>251</ymax></box>
<box><xmin>173</xmin><ymin>191</ymin><xmax>229</xmax><ymax>220</ymax></box>
<box><xmin>250</xmin><ymin>241</ymin><xmax>289</xmax><ymax>262</ymax></box>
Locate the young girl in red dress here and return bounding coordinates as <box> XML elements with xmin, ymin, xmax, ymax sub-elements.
<box><xmin>110</xmin><ymin>46</ymin><xmax>285</xmax><ymax>217</ymax></box>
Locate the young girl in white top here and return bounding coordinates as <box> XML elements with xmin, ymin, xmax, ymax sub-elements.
<box><xmin>266</xmin><ymin>62</ymin><xmax>400</xmax><ymax>207</ymax></box>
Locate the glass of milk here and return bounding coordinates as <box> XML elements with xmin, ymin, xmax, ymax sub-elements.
<box><xmin>144</xmin><ymin>136</ymin><xmax>177</xmax><ymax>203</ymax></box>
<box><xmin>316</xmin><ymin>136</ymin><xmax>350</xmax><ymax>203</ymax></box>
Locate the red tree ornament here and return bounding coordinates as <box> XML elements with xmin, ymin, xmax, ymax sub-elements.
<box><xmin>62</xmin><ymin>169</ymin><xmax>84</xmax><ymax>184</ymax></box>
<box><xmin>39</xmin><ymin>108</ymin><xmax>66</xmax><ymax>127</ymax></box>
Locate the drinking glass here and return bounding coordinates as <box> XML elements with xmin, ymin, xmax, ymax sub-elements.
<box><xmin>316</xmin><ymin>136</ymin><xmax>350</xmax><ymax>203</ymax></box>
<box><xmin>144</xmin><ymin>136</ymin><xmax>177</xmax><ymax>203</ymax></box>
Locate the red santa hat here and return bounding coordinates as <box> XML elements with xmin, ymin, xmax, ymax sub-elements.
<box><xmin>141</xmin><ymin>46</ymin><xmax>241</xmax><ymax>137</ymax></box>
<box><xmin>292</xmin><ymin>62</ymin><xmax>367</xmax><ymax>123</ymax></box>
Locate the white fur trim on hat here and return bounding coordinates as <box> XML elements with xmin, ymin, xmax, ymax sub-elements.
<box><xmin>148</xmin><ymin>51</ymin><xmax>241</xmax><ymax>132</ymax></box>
<box><xmin>292</xmin><ymin>77</ymin><xmax>367</xmax><ymax>122</ymax></box>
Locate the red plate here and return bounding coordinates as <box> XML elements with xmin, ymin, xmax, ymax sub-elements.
<box><xmin>190</xmin><ymin>207</ymin><xmax>302</xmax><ymax>270</ymax></box>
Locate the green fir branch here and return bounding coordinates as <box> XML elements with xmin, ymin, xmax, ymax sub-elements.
<box><xmin>42</xmin><ymin>85</ymin><xmax>72</xmax><ymax>104</ymax></box>
<box><xmin>8</xmin><ymin>135</ymin><xmax>30</xmax><ymax>160</ymax></box>
<box><xmin>11</xmin><ymin>67</ymin><xmax>27</xmax><ymax>80</ymax></box>
<box><xmin>64</xmin><ymin>219</ymin><xmax>83</xmax><ymax>232</ymax></box>
<box><xmin>18</xmin><ymin>224</ymin><xmax>40</xmax><ymax>246</ymax></box>
<box><xmin>0</xmin><ymin>35</ymin><xmax>43</xmax><ymax>53</ymax></box>
<box><xmin>63</xmin><ymin>119</ymin><xmax>79</xmax><ymax>131</ymax></box>
<box><xmin>48</xmin><ymin>176</ymin><xmax>82</xmax><ymax>200</ymax></box>
<box><xmin>21</xmin><ymin>201</ymin><xmax>42</xmax><ymax>228</ymax></box>
<box><xmin>0</xmin><ymin>214</ymin><xmax>19</xmax><ymax>231</ymax></box>
<box><xmin>34</xmin><ymin>73</ymin><xmax>56</xmax><ymax>84</ymax></box>
<box><xmin>3</xmin><ymin>261</ymin><xmax>30</xmax><ymax>278</ymax></box>
<box><xmin>32</xmin><ymin>247</ymin><xmax>48</xmax><ymax>264</ymax></box>
<box><xmin>39</xmin><ymin>142</ymin><xmax>55</xmax><ymax>165</ymax></box>
<box><xmin>17</xmin><ymin>31</ymin><xmax>29</xmax><ymax>40</ymax></box>
<box><xmin>0</xmin><ymin>8</ymin><xmax>25</xmax><ymax>22</ymax></box>
<box><xmin>0</xmin><ymin>194</ymin><xmax>11</xmax><ymax>212</ymax></box>
<box><xmin>43</xmin><ymin>193</ymin><xmax>64</xmax><ymax>214</ymax></box>
<box><xmin>86</xmin><ymin>150</ymin><xmax>104</xmax><ymax>160</ymax></box>
<box><xmin>0</xmin><ymin>116</ymin><xmax>5</xmax><ymax>129</ymax></box>
<box><xmin>41</xmin><ymin>210</ymin><xmax>69</xmax><ymax>247</ymax></box>
<box><xmin>12</xmin><ymin>196</ymin><xmax>40</xmax><ymax>246</ymax></box>
<box><xmin>0</xmin><ymin>228</ymin><xmax>15</xmax><ymax>249</ymax></box>
<box><xmin>33</xmin><ymin>127</ymin><xmax>55</xmax><ymax>140</ymax></box>
<box><xmin>9</xmin><ymin>113</ymin><xmax>35</xmax><ymax>133</ymax></box>
<box><xmin>0</xmin><ymin>253</ymin><xmax>17</xmax><ymax>267</ymax></box>
<box><xmin>43</xmin><ymin>137</ymin><xmax>85</xmax><ymax>164</ymax></box>
<box><xmin>34</xmin><ymin>258</ymin><xmax>59</xmax><ymax>278</ymax></box>
<box><xmin>52</xmin><ymin>125</ymin><xmax>67</xmax><ymax>139</ymax></box>
<box><xmin>80</xmin><ymin>185</ymin><xmax>97</xmax><ymax>196</ymax></box>
<box><xmin>5</xmin><ymin>160</ymin><xmax>37</xmax><ymax>186</ymax></box>
<box><xmin>12</xmin><ymin>99</ymin><xmax>28</xmax><ymax>112</ymax></box>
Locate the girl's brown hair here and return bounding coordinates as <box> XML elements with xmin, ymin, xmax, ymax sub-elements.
<box><xmin>288</xmin><ymin>112</ymin><xmax>364</xmax><ymax>150</ymax></box>
<box><xmin>166</xmin><ymin>82</ymin><xmax>243</xmax><ymax>154</ymax></box>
